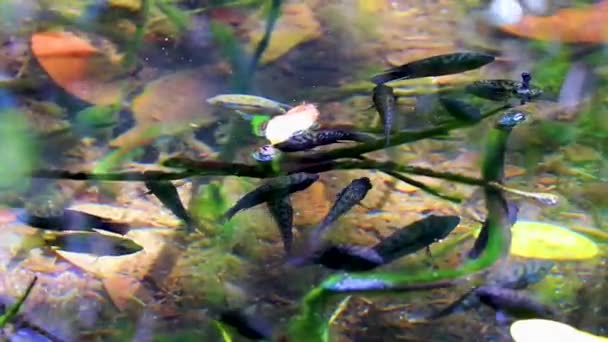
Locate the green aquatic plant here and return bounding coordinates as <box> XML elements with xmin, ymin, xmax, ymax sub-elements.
<box><xmin>154</xmin><ymin>0</ymin><xmax>191</xmax><ymax>33</ymax></box>
<box><xmin>0</xmin><ymin>276</ymin><xmax>38</xmax><ymax>328</ymax></box>
<box><xmin>245</xmin><ymin>0</ymin><xmax>283</xmax><ymax>85</ymax></box>
<box><xmin>213</xmin><ymin>321</ymin><xmax>234</xmax><ymax>342</ymax></box>
<box><xmin>123</xmin><ymin>0</ymin><xmax>151</xmax><ymax>70</ymax></box>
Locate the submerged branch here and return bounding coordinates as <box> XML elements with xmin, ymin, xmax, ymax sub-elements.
<box><xmin>287</xmin><ymin>159</ymin><xmax>484</xmax><ymax>186</ymax></box>
<box><xmin>32</xmin><ymin>156</ymin><xmax>487</xmax><ymax>189</ymax></box>
<box><xmin>286</xmin><ymin>104</ymin><xmax>511</xmax><ymax>163</ymax></box>
<box><xmin>30</xmin><ymin>169</ymin><xmax>197</xmax><ymax>181</ymax></box>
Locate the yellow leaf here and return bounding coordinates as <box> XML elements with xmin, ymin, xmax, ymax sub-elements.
<box><xmin>510</xmin><ymin>221</ymin><xmax>599</xmax><ymax>260</ymax></box>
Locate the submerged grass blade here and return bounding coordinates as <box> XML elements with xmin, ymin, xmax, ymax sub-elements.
<box><xmin>213</xmin><ymin>321</ymin><xmax>234</xmax><ymax>342</ymax></box>
<box><xmin>210</xmin><ymin>21</ymin><xmax>248</xmax><ymax>91</ymax></box>
<box><xmin>0</xmin><ymin>276</ymin><xmax>38</xmax><ymax>327</ymax></box>
<box><xmin>245</xmin><ymin>0</ymin><xmax>283</xmax><ymax>87</ymax></box>
<box><xmin>155</xmin><ymin>0</ymin><xmax>191</xmax><ymax>33</ymax></box>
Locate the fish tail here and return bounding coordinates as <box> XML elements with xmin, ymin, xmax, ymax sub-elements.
<box><xmin>97</xmin><ymin>219</ymin><xmax>131</xmax><ymax>235</ymax></box>
<box><xmin>220</xmin><ymin>208</ymin><xmax>237</xmax><ymax>224</ymax></box>
<box><xmin>371</xmin><ymin>72</ymin><xmax>396</xmax><ymax>85</ymax></box>
<box><xmin>18</xmin><ymin>231</ymin><xmax>61</xmax><ymax>252</ymax></box>
<box><xmin>307</xmin><ymin>223</ymin><xmax>327</xmax><ymax>249</ymax></box>
<box><xmin>281</xmin><ymin>228</ymin><xmax>293</xmax><ymax>255</ymax></box>
<box><xmin>426</xmin><ymin>288</ymin><xmax>480</xmax><ymax>320</ymax></box>
<box><xmin>467</xmin><ymin>221</ymin><xmax>488</xmax><ymax>260</ymax></box>
<box><xmin>219</xmin><ymin>214</ymin><xmax>231</xmax><ymax>225</ymax></box>
<box><xmin>384</xmin><ymin>129</ymin><xmax>390</xmax><ymax>146</ymax></box>
<box><xmin>285</xmin><ymin>254</ymin><xmax>313</xmax><ymax>267</ymax></box>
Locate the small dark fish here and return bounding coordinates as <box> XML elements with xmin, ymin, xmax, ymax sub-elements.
<box><xmin>144</xmin><ymin>180</ymin><xmax>195</xmax><ymax>232</ymax></box>
<box><xmin>310</xmin><ymin>244</ymin><xmax>384</xmax><ymax>272</ymax></box>
<box><xmin>467</xmin><ymin>196</ymin><xmax>518</xmax><ymax>260</ymax></box>
<box><xmin>219</xmin><ymin>309</ymin><xmax>273</xmax><ymax>341</ymax></box>
<box><xmin>292</xmin><ymin>215</ymin><xmax>459</xmax><ymax>272</ymax></box>
<box><xmin>487</xmin><ymin>259</ymin><xmax>554</xmax><ymax>290</ymax></box>
<box><xmin>273</xmin><ymin>129</ymin><xmax>374</xmax><ymax>152</ymax></box>
<box><xmin>428</xmin><ymin>259</ymin><xmax>553</xmax><ymax>321</ymax></box>
<box><xmin>373</xmin><ymin>215</ymin><xmax>460</xmax><ymax>263</ymax></box>
<box><xmin>429</xmin><ymin>286</ymin><xmax>554</xmax><ymax>321</ymax></box>
<box><xmin>267</xmin><ymin>196</ymin><xmax>294</xmax><ymax>255</ymax></box>
<box><xmin>371</xmin><ymin>52</ymin><xmax>495</xmax><ymax>85</ymax></box>
<box><xmin>438</xmin><ymin>97</ymin><xmax>482</xmax><ymax>122</ymax></box>
<box><xmin>475</xmin><ymin>286</ymin><xmax>555</xmax><ymax>319</ymax></box>
<box><xmin>17</xmin><ymin>209</ymin><xmax>130</xmax><ymax>235</ymax></box>
<box><xmin>372</xmin><ymin>84</ymin><xmax>397</xmax><ymax>145</ymax></box>
<box><xmin>308</xmin><ymin>177</ymin><xmax>372</xmax><ymax>245</ymax></box>
<box><xmin>222</xmin><ymin>173</ymin><xmax>319</xmax><ymax>222</ymax></box>
<box><xmin>465</xmin><ymin>79</ymin><xmax>543</xmax><ymax>102</ymax></box>
<box><xmin>43</xmin><ymin>230</ymin><xmax>143</xmax><ymax>256</ymax></box>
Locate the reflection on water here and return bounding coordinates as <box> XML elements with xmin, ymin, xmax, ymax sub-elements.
<box><xmin>0</xmin><ymin>0</ymin><xmax>607</xmax><ymax>341</ymax></box>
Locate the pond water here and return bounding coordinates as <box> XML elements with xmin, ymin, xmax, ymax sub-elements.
<box><xmin>0</xmin><ymin>0</ymin><xmax>606</xmax><ymax>341</ymax></box>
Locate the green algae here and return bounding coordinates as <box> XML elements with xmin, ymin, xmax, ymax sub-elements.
<box><xmin>0</xmin><ymin>109</ymin><xmax>38</xmax><ymax>192</ymax></box>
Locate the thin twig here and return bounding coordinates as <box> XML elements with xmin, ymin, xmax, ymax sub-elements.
<box><xmin>31</xmin><ymin>158</ymin><xmax>487</xmax><ymax>188</ymax></box>
<box><xmin>381</xmin><ymin>170</ymin><xmax>464</xmax><ymax>203</ymax></box>
<box><xmin>285</xmin><ymin>104</ymin><xmax>511</xmax><ymax>163</ymax></box>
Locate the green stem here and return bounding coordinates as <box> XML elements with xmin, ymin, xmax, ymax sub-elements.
<box><xmin>286</xmin><ymin>104</ymin><xmax>510</xmax><ymax>163</ymax></box>
<box><xmin>0</xmin><ymin>276</ymin><xmax>38</xmax><ymax>327</ymax></box>
<box><xmin>244</xmin><ymin>0</ymin><xmax>282</xmax><ymax>88</ymax></box>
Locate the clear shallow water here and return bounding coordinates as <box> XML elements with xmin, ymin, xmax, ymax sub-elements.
<box><xmin>0</xmin><ymin>0</ymin><xmax>606</xmax><ymax>341</ymax></box>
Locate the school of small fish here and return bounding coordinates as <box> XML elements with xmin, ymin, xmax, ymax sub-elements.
<box><xmin>7</xmin><ymin>47</ymin><xmax>577</xmax><ymax>342</ymax></box>
<box><xmin>198</xmin><ymin>52</ymin><xmax>568</xmax><ymax>340</ymax></box>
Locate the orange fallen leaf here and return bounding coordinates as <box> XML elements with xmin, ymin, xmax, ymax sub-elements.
<box><xmin>500</xmin><ymin>1</ymin><xmax>608</xmax><ymax>43</ymax></box>
<box><xmin>31</xmin><ymin>30</ymin><xmax>126</xmax><ymax>105</ymax></box>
